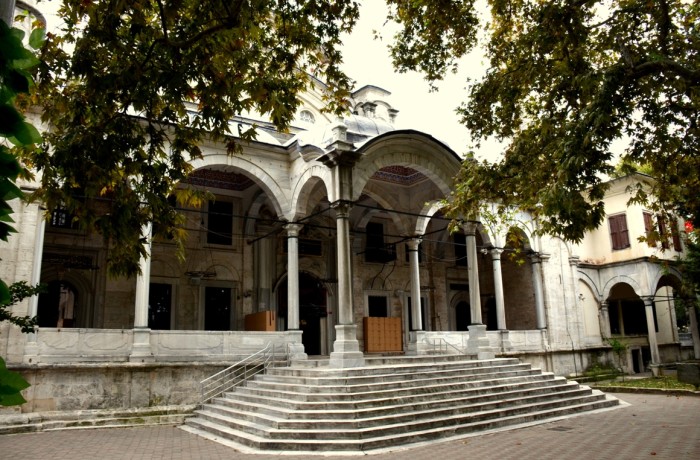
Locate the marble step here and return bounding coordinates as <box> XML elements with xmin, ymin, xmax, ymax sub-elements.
<box><xmin>245</xmin><ymin>367</ymin><xmax>543</xmax><ymax>394</ymax></box>
<box><xmin>213</xmin><ymin>378</ymin><xmax>578</xmax><ymax>418</ymax></box>
<box><xmin>202</xmin><ymin>386</ymin><xmax>599</xmax><ymax>429</ymax></box>
<box><xmin>184</xmin><ymin>394</ymin><xmax>617</xmax><ymax>452</ymax></box>
<box><xmin>232</xmin><ymin>372</ymin><xmax>558</xmax><ymax>402</ymax></box>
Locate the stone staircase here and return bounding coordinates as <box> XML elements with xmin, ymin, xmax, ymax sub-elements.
<box><xmin>182</xmin><ymin>355</ymin><xmax>620</xmax><ymax>454</ymax></box>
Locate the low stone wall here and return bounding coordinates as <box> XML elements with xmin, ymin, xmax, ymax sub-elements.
<box><xmin>6</xmin><ymin>362</ymin><xmax>229</xmax><ymax>413</ymax></box>
<box><xmin>23</xmin><ymin>328</ymin><xmax>300</xmax><ymax>364</ymax></box>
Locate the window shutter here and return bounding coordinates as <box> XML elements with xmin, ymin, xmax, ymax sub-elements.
<box><xmin>643</xmin><ymin>212</ymin><xmax>655</xmax><ymax>246</ymax></box>
<box><xmin>609</xmin><ymin>214</ymin><xmax>630</xmax><ymax>250</ymax></box>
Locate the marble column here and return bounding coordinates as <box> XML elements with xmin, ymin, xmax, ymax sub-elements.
<box><xmin>407</xmin><ymin>237</ymin><xmax>423</xmax><ymax>331</ymax></box>
<box><xmin>255</xmin><ymin>226</ymin><xmax>273</xmax><ymax>312</ymax></box>
<box><xmin>463</xmin><ymin>222</ymin><xmax>482</xmax><ymax>325</ymax></box>
<box><xmin>599</xmin><ymin>301</ymin><xmax>612</xmax><ymax>339</ymax></box>
<box><xmin>530</xmin><ymin>254</ymin><xmax>547</xmax><ymax>329</ymax></box>
<box><xmin>130</xmin><ymin>222</ymin><xmax>154</xmax><ymax>362</ymax></box>
<box><xmin>24</xmin><ymin>206</ymin><xmax>46</xmax><ymax>361</ymax></box>
<box><xmin>643</xmin><ymin>297</ymin><xmax>660</xmax><ymax>366</ymax></box>
<box><xmin>329</xmin><ymin>201</ymin><xmax>364</xmax><ymax>368</ymax></box>
<box><xmin>462</xmin><ymin>222</ymin><xmax>493</xmax><ymax>359</ymax></box>
<box><xmin>285</xmin><ymin>223</ymin><xmax>307</xmax><ymax>360</ymax></box>
<box><xmin>490</xmin><ymin>248</ymin><xmax>507</xmax><ymax>330</ymax></box>
<box><xmin>285</xmin><ymin>223</ymin><xmax>302</xmax><ymax>331</ymax></box>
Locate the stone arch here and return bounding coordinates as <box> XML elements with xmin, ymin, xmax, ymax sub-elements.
<box><xmin>190</xmin><ymin>153</ymin><xmax>289</xmax><ymax>217</ymax></box>
<box><xmin>605</xmin><ymin>282</ymin><xmax>648</xmax><ymax>339</ymax></box>
<box><xmin>290</xmin><ymin>165</ymin><xmax>333</xmax><ymax>221</ymax></box>
<box><xmin>37</xmin><ymin>266</ymin><xmax>95</xmax><ymax>328</ymax></box>
<box><xmin>578</xmin><ymin>279</ymin><xmax>602</xmax><ymax>338</ymax></box>
<box><xmin>602</xmin><ymin>275</ymin><xmax>643</xmax><ymax>301</ymax></box>
<box><xmin>578</xmin><ymin>275</ymin><xmax>602</xmax><ymax>301</ymax></box>
<box><xmin>352</xmin><ymin>131</ymin><xmax>461</xmax><ymax>202</ymax></box>
<box><xmin>500</xmin><ymin>226</ymin><xmax>538</xmax><ymax>330</ymax></box>
<box><xmin>450</xmin><ymin>291</ymin><xmax>471</xmax><ymax>331</ymax></box>
<box><xmin>415</xmin><ymin>201</ymin><xmax>445</xmax><ymax>236</ymax></box>
<box><xmin>244</xmin><ymin>192</ymin><xmax>280</xmax><ymax>236</ymax></box>
<box><xmin>651</xmin><ymin>268</ymin><xmax>683</xmax><ymax>296</ymax></box>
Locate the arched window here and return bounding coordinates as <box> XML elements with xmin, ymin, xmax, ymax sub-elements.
<box><xmin>299</xmin><ymin>110</ymin><xmax>315</xmax><ymax>124</ymax></box>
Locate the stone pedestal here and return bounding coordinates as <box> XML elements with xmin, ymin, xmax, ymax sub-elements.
<box><xmin>467</xmin><ymin>324</ymin><xmax>494</xmax><ymax>360</ymax></box>
<box><xmin>129</xmin><ymin>328</ymin><xmax>155</xmax><ymax>363</ymax></box>
<box><xmin>406</xmin><ymin>331</ymin><xmax>431</xmax><ymax>355</ymax></box>
<box><xmin>499</xmin><ymin>330</ymin><xmax>512</xmax><ymax>353</ymax></box>
<box><xmin>287</xmin><ymin>329</ymin><xmax>308</xmax><ymax>361</ymax></box>
<box><xmin>329</xmin><ymin>324</ymin><xmax>365</xmax><ymax>368</ymax></box>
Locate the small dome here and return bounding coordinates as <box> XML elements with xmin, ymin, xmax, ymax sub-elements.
<box><xmin>293</xmin><ymin>114</ymin><xmax>395</xmax><ymax>151</ymax></box>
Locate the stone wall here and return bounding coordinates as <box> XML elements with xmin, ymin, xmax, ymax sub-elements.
<box><xmin>7</xmin><ymin>362</ymin><xmax>227</xmax><ymax>413</ymax></box>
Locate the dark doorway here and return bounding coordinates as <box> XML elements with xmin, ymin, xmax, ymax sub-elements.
<box><xmin>149</xmin><ymin>283</ymin><xmax>172</xmax><ymax>330</ymax></box>
<box><xmin>632</xmin><ymin>348</ymin><xmax>641</xmax><ymax>373</ymax></box>
<box><xmin>455</xmin><ymin>300</ymin><xmax>471</xmax><ymax>331</ymax></box>
<box><xmin>38</xmin><ymin>280</ymin><xmax>77</xmax><ymax>328</ymax></box>
<box><xmin>485</xmin><ymin>297</ymin><xmax>498</xmax><ymax>330</ymax></box>
<box><xmin>278</xmin><ymin>272</ymin><xmax>327</xmax><ymax>355</ymax></box>
<box><xmin>204</xmin><ymin>286</ymin><xmax>232</xmax><ymax>330</ymax></box>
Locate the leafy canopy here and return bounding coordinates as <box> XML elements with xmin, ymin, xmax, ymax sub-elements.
<box><xmin>1</xmin><ymin>16</ymin><xmax>43</xmax><ymax>331</ymax></box>
<box><xmin>29</xmin><ymin>0</ymin><xmax>359</xmax><ymax>276</ymax></box>
<box><xmin>387</xmin><ymin>0</ymin><xmax>699</xmax><ymax>238</ymax></box>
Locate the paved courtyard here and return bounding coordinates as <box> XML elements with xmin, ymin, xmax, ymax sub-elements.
<box><xmin>1</xmin><ymin>392</ymin><xmax>698</xmax><ymax>459</ymax></box>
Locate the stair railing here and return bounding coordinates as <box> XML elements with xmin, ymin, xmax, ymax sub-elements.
<box><xmin>425</xmin><ymin>337</ymin><xmax>467</xmax><ymax>355</ymax></box>
<box><xmin>199</xmin><ymin>342</ymin><xmax>283</xmax><ymax>404</ymax></box>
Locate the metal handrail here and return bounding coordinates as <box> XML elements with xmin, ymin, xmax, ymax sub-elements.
<box><xmin>426</xmin><ymin>337</ymin><xmax>467</xmax><ymax>355</ymax></box>
<box><xmin>199</xmin><ymin>342</ymin><xmax>282</xmax><ymax>404</ymax></box>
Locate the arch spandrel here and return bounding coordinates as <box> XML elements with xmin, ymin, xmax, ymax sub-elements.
<box><xmin>352</xmin><ymin>132</ymin><xmax>461</xmax><ymax>202</ymax></box>
<box><xmin>190</xmin><ymin>152</ymin><xmax>290</xmax><ymax>217</ymax></box>
<box><xmin>602</xmin><ymin>276</ymin><xmax>643</xmax><ymax>301</ymax></box>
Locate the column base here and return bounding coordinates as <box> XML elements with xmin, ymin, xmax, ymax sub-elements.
<box><xmin>467</xmin><ymin>324</ymin><xmax>495</xmax><ymax>360</ymax></box>
<box><xmin>287</xmin><ymin>330</ymin><xmax>308</xmax><ymax>361</ymax></box>
<box><xmin>329</xmin><ymin>324</ymin><xmax>365</xmax><ymax>368</ymax></box>
<box><xmin>129</xmin><ymin>328</ymin><xmax>155</xmax><ymax>363</ymax></box>
<box><xmin>406</xmin><ymin>331</ymin><xmax>431</xmax><ymax>355</ymax></box>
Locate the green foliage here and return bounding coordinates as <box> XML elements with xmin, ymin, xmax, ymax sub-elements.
<box><xmin>385</xmin><ymin>0</ymin><xmax>479</xmax><ymax>85</ymax></box>
<box><xmin>598</xmin><ymin>375</ymin><xmax>696</xmax><ymax>391</ymax></box>
<box><xmin>0</xmin><ymin>356</ymin><xmax>29</xmax><ymax>406</ymax></box>
<box><xmin>1</xmin><ymin>15</ymin><xmax>44</xmax><ymax>324</ymax></box>
<box><xmin>607</xmin><ymin>337</ymin><xmax>628</xmax><ymax>379</ymax></box>
<box><xmin>389</xmin><ymin>0</ymin><xmax>700</xmax><ymax>240</ymax></box>
<box><xmin>0</xmin><ymin>19</ymin><xmax>42</xmax><ymax>243</ymax></box>
<box><xmin>28</xmin><ymin>0</ymin><xmax>360</xmax><ymax>276</ymax></box>
<box><xmin>0</xmin><ymin>281</ymin><xmax>43</xmax><ymax>333</ymax></box>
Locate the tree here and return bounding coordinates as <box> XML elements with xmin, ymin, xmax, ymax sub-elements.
<box><xmin>1</xmin><ymin>8</ymin><xmax>44</xmax><ymax>407</ymax></box>
<box><xmin>385</xmin><ymin>0</ymin><xmax>699</xmax><ymax>238</ymax></box>
<box><xmin>28</xmin><ymin>0</ymin><xmax>360</xmax><ymax>276</ymax></box>
<box><xmin>1</xmin><ymin>11</ymin><xmax>43</xmax><ymax>323</ymax></box>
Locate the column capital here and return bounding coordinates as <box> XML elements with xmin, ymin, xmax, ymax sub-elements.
<box><xmin>284</xmin><ymin>222</ymin><xmax>303</xmax><ymax>237</ymax></box>
<box><xmin>568</xmin><ymin>255</ymin><xmax>580</xmax><ymax>266</ymax></box>
<box><xmin>330</xmin><ymin>199</ymin><xmax>353</xmax><ymax>218</ymax></box>
<box><xmin>490</xmin><ymin>247</ymin><xmax>504</xmax><ymax>259</ymax></box>
<box><xmin>529</xmin><ymin>253</ymin><xmax>543</xmax><ymax>264</ymax></box>
<box><xmin>460</xmin><ymin>220</ymin><xmax>480</xmax><ymax>236</ymax></box>
<box><xmin>406</xmin><ymin>236</ymin><xmax>422</xmax><ymax>251</ymax></box>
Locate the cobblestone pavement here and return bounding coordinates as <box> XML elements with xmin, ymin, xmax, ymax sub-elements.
<box><xmin>1</xmin><ymin>393</ymin><xmax>698</xmax><ymax>460</ymax></box>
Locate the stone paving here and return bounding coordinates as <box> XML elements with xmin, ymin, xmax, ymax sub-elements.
<box><xmin>0</xmin><ymin>393</ymin><xmax>698</xmax><ymax>460</ymax></box>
